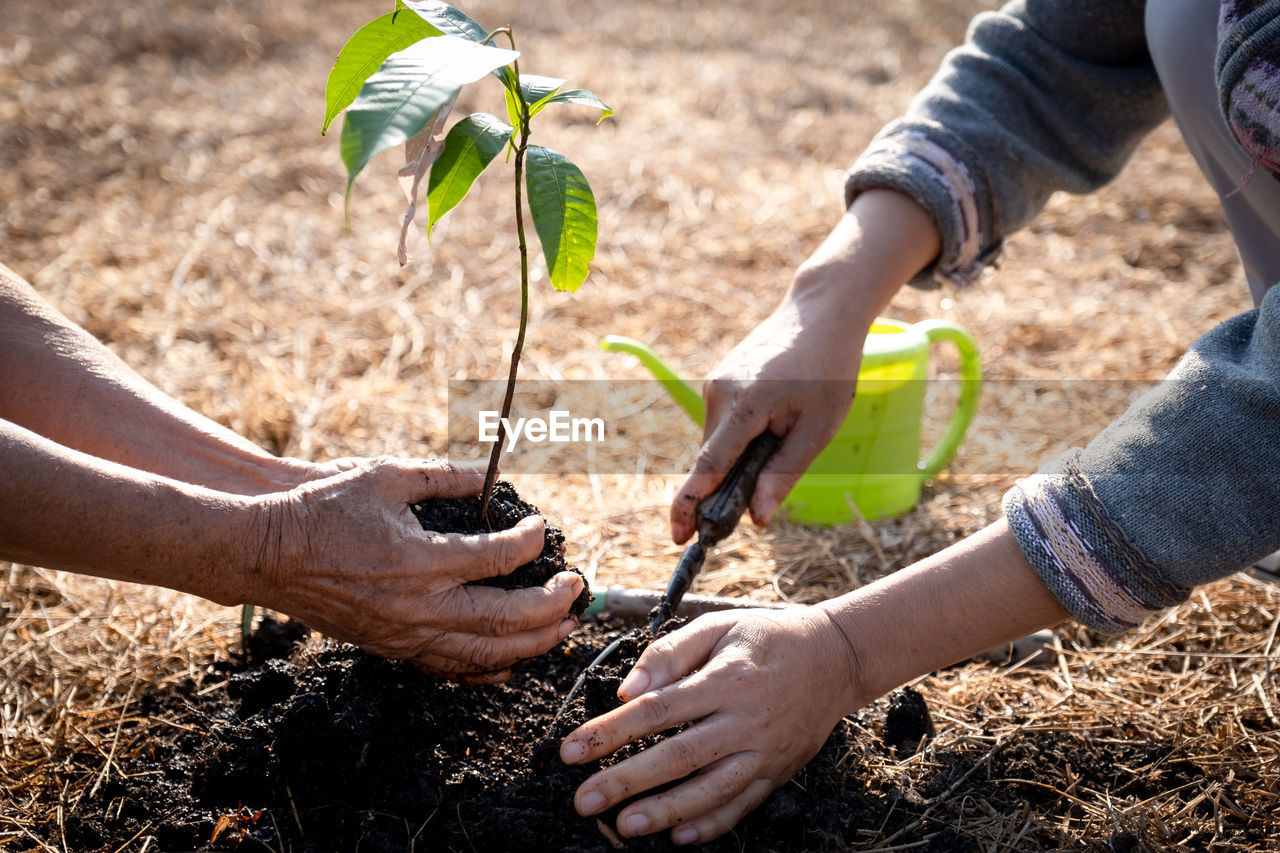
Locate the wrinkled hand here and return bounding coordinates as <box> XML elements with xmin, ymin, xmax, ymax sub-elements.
<box><xmin>253</xmin><ymin>455</ymin><xmax>369</xmax><ymax>493</ymax></box>
<box><xmin>248</xmin><ymin>457</ymin><xmax>583</xmax><ymax>683</ymax></box>
<box><xmin>672</xmin><ymin>292</ymin><xmax>863</xmax><ymax>543</ymax></box>
<box><xmin>560</xmin><ymin>608</ymin><xmax>860</xmax><ymax>845</ymax></box>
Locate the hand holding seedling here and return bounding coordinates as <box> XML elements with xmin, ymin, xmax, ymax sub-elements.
<box><xmin>671</xmin><ymin>190</ymin><xmax>940</xmax><ymax>542</ymax></box>
<box><xmin>245</xmin><ymin>458</ymin><xmax>584</xmax><ymax>683</ymax></box>
<box><xmin>0</xmin><ymin>265</ymin><xmax>580</xmax><ymax>679</ymax></box>
<box><xmin>0</xmin><ymin>432</ymin><xmax>580</xmax><ymax>683</ymax></box>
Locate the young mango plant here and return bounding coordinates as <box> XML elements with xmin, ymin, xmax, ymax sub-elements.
<box><xmin>241</xmin><ymin>1</ymin><xmax>610</xmax><ymax>654</ymax></box>
<box><xmin>325</xmin><ymin>0</ymin><xmax>611</xmax><ymax>521</ymax></box>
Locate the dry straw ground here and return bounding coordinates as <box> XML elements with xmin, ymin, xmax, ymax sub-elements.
<box><xmin>2</xmin><ymin>0</ymin><xmax>1278</xmax><ymax>849</ymax></box>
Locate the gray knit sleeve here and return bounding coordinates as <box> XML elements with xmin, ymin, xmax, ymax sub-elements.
<box><xmin>1004</xmin><ymin>286</ymin><xmax>1280</xmax><ymax>634</ymax></box>
<box><xmin>846</xmin><ymin>0</ymin><xmax>1168</xmax><ymax>288</ymax></box>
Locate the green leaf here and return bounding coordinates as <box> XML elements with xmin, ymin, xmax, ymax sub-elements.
<box><xmin>402</xmin><ymin>1</ymin><xmax>518</xmax><ymax>88</ymax></box>
<box><xmin>541</xmin><ymin>88</ymin><xmax>615</xmax><ymax>124</ymax></box>
<box><xmin>526</xmin><ymin>76</ymin><xmax>568</xmax><ymax>115</ymax></box>
<box><xmin>525</xmin><ymin>146</ymin><xmax>597</xmax><ymax>292</ymax></box>
<box><xmin>426</xmin><ymin>113</ymin><xmax>514</xmax><ymax>237</ymax></box>
<box><xmin>400</xmin><ymin>0</ymin><xmax>488</xmax><ymax>43</ymax></box>
<box><xmin>323</xmin><ymin>11</ymin><xmax>441</xmax><ymax>134</ymax></box>
<box><xmin>504</xmin><ymin>74</ymin><xmax>565</xmax><ymax>127</ymax></box>
<box><xmin>340</xmin><ymin>36</ymin><xmax>519</xmax><ymax>202</ymax></box>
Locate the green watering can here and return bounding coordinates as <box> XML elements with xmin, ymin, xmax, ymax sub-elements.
<box><xmin>601</xmin><ymin>318</ymin><xmax>982</xmax><ymax>525</ymax></box>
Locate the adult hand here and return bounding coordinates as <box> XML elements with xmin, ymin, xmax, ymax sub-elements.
<box><xmin>560</xmin><ymin>521</ymin><xmax>1068</xmax><ymax>844</ymax></box>
<box><xmin>671</xmin><ymin>190</ymin><xmax>941</xmax><ymax>543</ymax></box>
<box><xmin>671</xmin><ymin>296</ymin><xmax>863</xmax><ymax>543</ymax></box>
<box><xmin>248</xmin><ymin>457</ymin><xmax>583</xmax><ymax>683</ymax></box>
<box><xmin>559</xmin><ymin>607</ymin><xmax>860</xmax><ymax>845</ymax></box>
<box><xmin>270</xmin><ymin>455</ymin><xmax>370</xmax><ymax>488</ymax></box>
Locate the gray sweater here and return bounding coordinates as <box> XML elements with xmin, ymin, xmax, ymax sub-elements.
<box><xmin>845</xmin><ymin>0</ymin><xmax>1280</xmax><ymax>633</ymax></box>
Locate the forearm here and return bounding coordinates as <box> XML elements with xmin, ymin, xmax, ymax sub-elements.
<box><xmin>818</xmin><ymin>518</ymin><xmax>1067</xmax><ymax>708</ymax></box>
<box><xmin>0</xmin><ymin>263</ymin><xmax>305</xmax><ymax>494</ymax></box>
<box><xmin>787</xmin><ymin>188</ymin><xmax>941</xmax><ymax>336</ymax></box>
<box><xmin>0</xmin><ymin>416</ymin><xmax>258</xmax><ymax>606</ymax></box>
<box><xmin>1004</xmin><ymin>288</ymin><xmax>1280</xmax><ymax>634</ymax></box>
<box><xmin>847</xmin><ymin>0</ymin><xmax>1165</xmax><ymax>288</ymax></box>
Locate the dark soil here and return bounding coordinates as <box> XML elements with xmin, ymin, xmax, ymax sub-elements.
<box><xmin>12</xmin><ymin>484</ymin><xmax>1246</xmax><ymax>853</ymax></box>
<box><xmin>20</xmin><ymin>607</ymin><xmax>1243</xmax><ymax>853</ymax></box>
<box><xmin>410</xmin><ymin>479</ymin><xmax>592</xmax><ymax>615</ymax></box>
<box><xmin>881</xmin><ymin>685</ymin><xmax>935</xmax><ymax>758</ymax></box>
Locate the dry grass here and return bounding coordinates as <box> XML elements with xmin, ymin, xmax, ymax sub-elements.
<box><xmin>1</xmin><ymin>0</ymin><xmax>1276</xmax><ymax>848</ymax></box>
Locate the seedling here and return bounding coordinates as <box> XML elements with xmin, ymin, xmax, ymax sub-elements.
<box><xmin>324</xmin><ymin>0</ymin><xmax>611</xmax><ymax>521</ymax></box>
<box><xmin>241</xmin><ymin>2</ymin><xmax>609</xmax><ymax>652</ymax></box>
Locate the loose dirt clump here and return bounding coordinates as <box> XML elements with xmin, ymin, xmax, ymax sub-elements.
<box><xmin>411</xmin><ymin>479</ymin><xmax>590</xmax><ymax>612</ymax></box>
<box><xmin>881</xmin><ymin>685</ymin><xmax>935</xmax><ymax>757</ymax></box>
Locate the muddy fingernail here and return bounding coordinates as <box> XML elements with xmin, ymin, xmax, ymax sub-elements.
<box><xmin>558</xmin><ymin>617</ymin><xmax>577</xmax><ymax>639</ymax></box>
<box><xmin>674</xmin><ymin>826</ymin><xmax>698</xmax><ymax>845</ymax></box>
<box><xmin>577</xmin><ymin>789</ymin><xmax>606</xmax><ymax>814</ymax></box>
<box><xmin>561</xmin><ymin>739</ymin><xmax>589</xmax><ymax>765</ymax></box>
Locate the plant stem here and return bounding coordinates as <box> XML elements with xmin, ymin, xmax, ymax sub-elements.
<box><xmin>479</xmin><ymin>45</ymin><xmax>531</xmax><ymax>525</ymax></box>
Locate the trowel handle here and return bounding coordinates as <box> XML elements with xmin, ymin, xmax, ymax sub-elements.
<box><xmin>649</xmin><ymin>430</ymin><xmax>781</xmax><ymax>631</ymax></box>
<box><xmin>697</xmin><ymin>430</ymin><xmax>782</xmax><ymax>543</ymax></box>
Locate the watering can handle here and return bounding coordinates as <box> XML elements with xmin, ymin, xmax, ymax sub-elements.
<box><xmin>914</xmin><ymin>320</ymin><xmax>982</xmax><ymax>480</ymax></box>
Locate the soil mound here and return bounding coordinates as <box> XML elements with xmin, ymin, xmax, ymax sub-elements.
<box><xmin>42</xmin><ymin>617</ymin><xmax>956</xmax><ymax>853</ymax></box>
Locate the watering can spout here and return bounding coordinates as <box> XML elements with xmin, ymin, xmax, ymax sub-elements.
<box><xmin>599</xmin><ymin>335</ymin><xmax>707</xmax><ymax>426</ymax></box>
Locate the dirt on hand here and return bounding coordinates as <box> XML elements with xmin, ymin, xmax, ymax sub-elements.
<box><xmin>411</xmin><ymin>479</ymin><xmax>591</xmax><ymax>615</ymax></box>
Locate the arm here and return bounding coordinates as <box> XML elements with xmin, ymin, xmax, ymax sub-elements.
<box><xmin>0</xmin><ymin>415</ymin><xmax>259</xmax><ymax>603</ymax></box>
<box><xmin>673</xmin><ymin>0</ymin><xmax>1168</xmax><ymax>540</ymax></box>
<box><xmin>574</xmin><ymin>195</ymin><xmax>1280</xmax><ymax>843</ymax></box>
<box><xmin>851</xmin><ymin>0</ymin><xmax>1166</xmax><ymax>288</ymax></box>
<box><xmin>0</xmin><ymin>262</ymin><xmax>319</xmax><ymax>494</ymax></box>
<box><xmin>569</xmin><ymin>287</ymin><xmax>1280</xmax><ymax>840</ymax></box>
<box><xmin>1006</xmin><ymin>283</ymin><xmax>1280</xmax><ymax>634</ymax></box>
<box><xmin>671</xmin><ymin>188</ymin><xmax>940</xmax><ymax>542</ymax></box>
<box><xmin>561</xmin><ymin>519</ymin><xmax>1065</xmax><ymax>844</ymax></box>
<box><xmin>0</xmin><ymin>418</ymin><xmax>583</xmax><ymax>681</ymax></box>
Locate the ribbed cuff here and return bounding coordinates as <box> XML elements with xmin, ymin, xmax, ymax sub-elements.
<box><xmin>1003</xmin><ymin>452</ymin><xmax>1190</xmax><ymax>635</ymax></box>
<box><xmin>845</xmin><ymin>120</ymin><xmax>1001</xmax><ymax>289</ymax></box>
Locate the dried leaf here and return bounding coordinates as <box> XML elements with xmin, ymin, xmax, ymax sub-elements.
<box><xmin>210</xmin><ymin>814</ymin><xmax>235</xmax><ymax>844</ymax></box>
<box><xmin>396</xmin><ymin>90</ymin><xmax>457</xmax><ymax>266</ymax></box>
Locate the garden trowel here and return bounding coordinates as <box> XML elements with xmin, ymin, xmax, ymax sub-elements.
<box><xmin>559</xmin><ymin>429</ymin><xmax>781</xmax><ymax>711</ymax></box>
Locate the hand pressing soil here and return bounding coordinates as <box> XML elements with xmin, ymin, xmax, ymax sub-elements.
<box><xmin>412</xmin><ymin>479</ymin><xmax>591</xmax><ymax>615</ymax></box>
